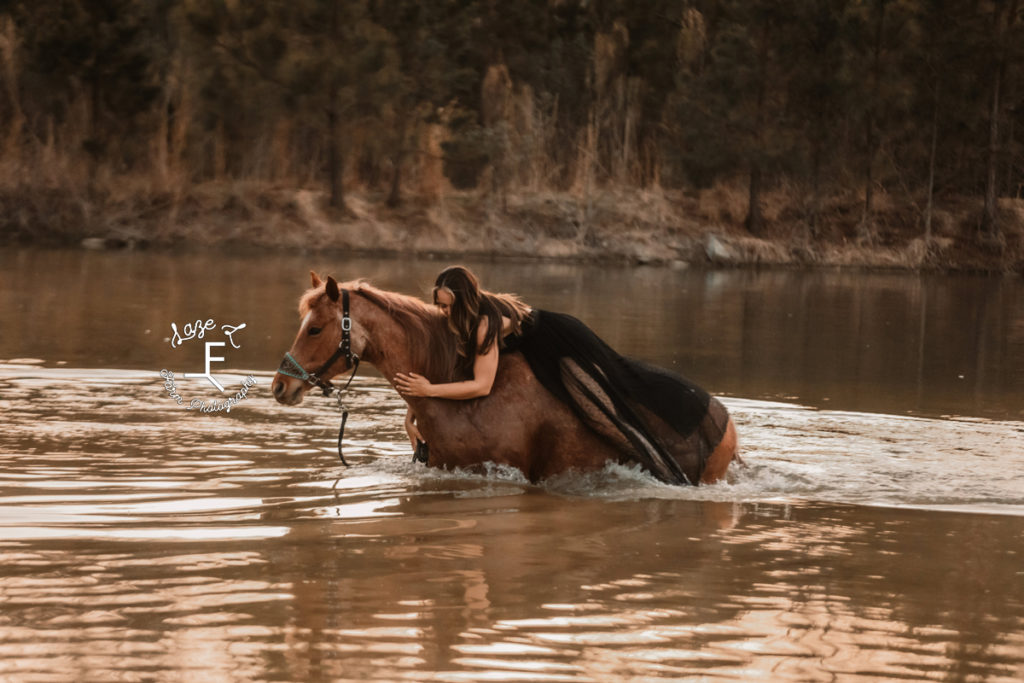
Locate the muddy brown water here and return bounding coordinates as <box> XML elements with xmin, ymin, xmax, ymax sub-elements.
<box><xmin>1</xmin><ymin>248</ymin><xmax>1022</xmax><ymax>681</ymax></box>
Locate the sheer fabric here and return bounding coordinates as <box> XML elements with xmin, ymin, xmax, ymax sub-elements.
<box><xmin>502</xmin><ymin>310</ymin><xmax>728</xmax><ymax>485</ymax></box>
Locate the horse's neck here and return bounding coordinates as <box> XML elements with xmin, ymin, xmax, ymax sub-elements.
<box><xmin>366</xmin><ymin>314</ymin><xmax>446</xmax><ymax>425</ymax></box>
<box><xmin>358</xmin><ymin>304</ymin><xmax>423</xmax><ymax>379</ymax></box>
<box><xmin>356</xmin><ymin>298</ymin><xmax>452</xmax><ymax>421</ymax></box>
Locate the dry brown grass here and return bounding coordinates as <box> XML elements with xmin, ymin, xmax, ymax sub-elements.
<box><xmin>1</xmin><ymin>144</ymin><xmax>1020</xmax><ymax>274</ymax></box>
<box><xmin>696</xmin><ymin>182</ymin><xmax>748</xmax><ymax>226</ymax></box>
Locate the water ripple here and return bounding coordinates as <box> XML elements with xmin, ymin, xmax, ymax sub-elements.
<box><xmin>0</xmin><ymin>363</ymin><xmax>1022</xmax><ymax>681</ymax></box>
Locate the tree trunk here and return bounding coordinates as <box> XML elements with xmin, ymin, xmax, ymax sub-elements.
<box><xmin>860</xmin><ymin>114</ymin><xmax>875</xmax><ymax>239</ymax></box>
<box><xmin>84</xmin><ymin>76</ymin><xmax>103</xmax><ymax>194</ymax></box>
<box><xmin>155</xmin><ymin>94</ymin><xmax>170</xmax><ymax>188</ymax></box>
<box><xmin>387</xmin><ymin>152</ymin><xmax>404</xmax><ymax>208</ymax></box>
<box><xmin>212</xmin><ymin>117</ymin><xmax>226</xmax><ymax>180</ymax></box>
<box><xmin>577</xmin><ymin>112</ymin><xmax>596</xmax><ymax>243</ymax></box>
<box><xmin>327</xmin><ymin>106</ymin><xmax>345</xmax><ymax>210</ymax></box>
<box><xmin>386</xmin><ymin>114</ymin><xmax>408</xmax><ymax>208</ymax></box>
<box><xmin>859</xmin><ymin>0</ymin><xmax>886</xmax><ymax>243</ymax></box>
<box><xmin>809</xmin><ymin>135</ymin><xmax>822</xmax><ymax>239</ymax></box>
<box><xmin>981</xmin><ymin>0</ymin><xmax>1017</xmax><ymax>237</ymax></box>
<box><xmin>745</xmin><ymin>21</ymin><xmax>769</xmax><ymax>236</ymax></box>
<box><xmin>0</xmin><ymin>17</ymin><xmax>26</xmax><ymax>161</ymax></box>
<box><xmin>1007</xmin><ymin>109</ymin><xmax>1016</xmax><ymax>198</ymax></box>
<box><xmin>924</xmin><ymin>79</ymin><xmax>939</xmax><ymax>242</ymax></box>
<box><xmin>174</xmin><ymin>63</ymin><xmax>192</xmax><ymax>187</ymax></box>
<box><xmin>981</xmin><ymin>52</ymin><xmax>1003</xmax><ymax>236</ymax></box>
<box><xmin>746</xmin><ymin>162</ymin><xmax>763</xmax><ymax>235</ymax></box>
<box><xmin>326</xmin><ymin>1</ymin><xmax>346</xmax><ymax>212</ymax></box>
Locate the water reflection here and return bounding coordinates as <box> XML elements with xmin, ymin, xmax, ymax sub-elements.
<box><xmin>1</xmin><ymin>248</ymin><xmax>1023</xmax><ymax>680</ymax></box>
<box><xmin>1</xmin><ymin>248</ymin><xmax>1021</xmax><ymax>419</ymax></box>
<box><xmin>0</xmin><ymin>416</ymin><xmax>1022</xmax><ymax>682</ymax></box>
<box><xmin>255</xmin><ymin>495</ymin><xmax>1024</xmax><ymax>681</ymax></box>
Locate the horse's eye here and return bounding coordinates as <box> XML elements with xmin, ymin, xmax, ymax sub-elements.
<box><xmin>308</xmin><ymin>326</ymin><xmax>322</xmax><ymax>336</ymax></box>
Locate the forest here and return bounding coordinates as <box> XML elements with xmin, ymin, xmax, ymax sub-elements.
<box><xmin>0</xmin><ymin>0</ymin><xmax>1022</xmax><ymax>270</ymax></box>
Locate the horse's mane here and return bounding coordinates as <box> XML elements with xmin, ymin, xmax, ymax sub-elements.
<box><xmin>300</xmin><ymin>279</ymin><xmax>460</xmax><ymax>382</ymax></box>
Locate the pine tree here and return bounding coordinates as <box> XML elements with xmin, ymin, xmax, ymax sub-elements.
<box><xmin>187</xmin><ymin>0</ymin><xmax>400</xmax><ymax>210</ymax></box>
<box><xmin>980</xmin><ymin>0</ymin><xmax>1023</xmax><ymax>238</ymax></box>
<box><xmin>12</xmin><ymin>0</ymin><xmax>161</xmax><ymax>177</ymax></box>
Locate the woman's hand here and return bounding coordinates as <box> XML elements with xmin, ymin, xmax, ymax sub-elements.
<box><xmin>404</xmin><ymin>408</ymin><xmax>424</xmax><ymax>451</ymax></box>
<box><xmin>394</xmin><ymin>372</ymin><xmax>434</xmax><ymax>397</ymax></box>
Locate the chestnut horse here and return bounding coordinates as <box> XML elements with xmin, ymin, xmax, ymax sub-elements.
<box><xmin>272</xmin><ymin>273</ymin><xmax>739</xmax><ymax>485</ymax></box>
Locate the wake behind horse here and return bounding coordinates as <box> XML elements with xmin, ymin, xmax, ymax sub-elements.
<box><xmin>272</xmin><ymin>274</ymin><xmax>739</xmax><ymax>485</ymax></box>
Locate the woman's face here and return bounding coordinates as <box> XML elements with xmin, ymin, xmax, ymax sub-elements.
<box><xmin>435</xmin><ymin>288</ymin><xmax>455</xmax><ymax>317</ymax></box>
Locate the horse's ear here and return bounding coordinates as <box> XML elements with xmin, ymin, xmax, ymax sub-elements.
<box><xmin>325</xmin><ymin>276</ymin><xmax>340</xmax><ymax>302</ymax></box>
<box><xmin>310</xmin><ymin>271</ymin><xmax>323</xmax><ymax>287</ymax></box>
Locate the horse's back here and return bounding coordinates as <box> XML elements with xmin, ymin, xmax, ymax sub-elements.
<box><xmin>492</xmin><ymin>354</ymin><xmax>623</xmax><ymax>481</ymax></box>
<box><xmin>492</xmin><ymin>355</ymin><xmax>740</xmax><ymax>484</ymax></box>
<box><xmin>423</xmin><ymin>354</ymin><xmax>619</xmax><ymax>481</ymax></box>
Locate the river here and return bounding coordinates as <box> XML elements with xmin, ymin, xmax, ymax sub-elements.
<box><xmin>1</xmin><ymin>247</ymin><xmax>1022</xmax><ymax>681</ymax></box>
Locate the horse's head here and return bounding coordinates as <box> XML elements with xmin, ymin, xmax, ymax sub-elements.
<box><xmin>272</xmin><ymin>272</ymin><xmax>369</xmax><ymax>405</ymax></box>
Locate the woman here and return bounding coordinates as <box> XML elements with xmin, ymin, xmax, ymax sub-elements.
<box><xmin>394</xmin><ymin>265</ymin><xmax>733</xmax><ymax>485</ymax></box>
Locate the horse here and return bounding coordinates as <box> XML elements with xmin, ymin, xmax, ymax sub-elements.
<box><xmin>271</xmin><ymin>273</ymin><xmax>739</xmax><ymax>485</ymax></box>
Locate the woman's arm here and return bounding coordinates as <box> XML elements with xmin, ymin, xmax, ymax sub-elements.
<box><xmin>394</xmin><ymin>320</ymin><xmax>499</xmax><ymax>399</ymax></box>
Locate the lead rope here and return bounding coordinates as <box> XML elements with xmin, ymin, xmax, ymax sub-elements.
<box><xmin>332</xmin><ymin>356</ymin><xmax>359</xmax><ymax>468</ymax></box>
<box><xmin>276</xmin><ymin>288</ymin><xmax>361</xmax><ymax>489</ymax></box>
<box><xmin>332</xmin><ymin>289</ymin><xmax>358</xmax><ymax>470</ymax></box>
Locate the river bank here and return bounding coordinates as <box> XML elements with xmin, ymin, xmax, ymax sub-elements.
<box><xmin>3</xmin><ymin>182</ymin><xmax>1023</xmax><ymax>273</ymax></box>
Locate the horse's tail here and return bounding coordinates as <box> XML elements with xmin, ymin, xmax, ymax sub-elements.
<box><xmin>698</xmin><ymin>401</ymin><xmax>739</xmax><ymax>484</ymax></box>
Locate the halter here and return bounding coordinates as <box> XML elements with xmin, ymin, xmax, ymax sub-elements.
<box><xmin>277</xmin><ymin>289</ymin><xmax>361</xmax><ymax>467</ymax></box>
<box><xmin>278</xmin><ymin>289</ymin><xmax>359</xmax><ymax>396</ymax></box>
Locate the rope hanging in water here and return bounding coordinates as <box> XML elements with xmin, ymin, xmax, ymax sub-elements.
<box><xmin>331</xmin><ymin>362</ymin><xmax>359</xmax><ymax>467</ymax></box>
<box><xmin>276</xmin><ymin>289</ymin><xmax>360</xmax><ymax>468</ymax></box>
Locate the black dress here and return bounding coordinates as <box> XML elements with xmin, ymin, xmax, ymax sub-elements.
<box><xmin>502</xmin><ymin>310</ymin><xmax>729</xmax><ymax>485</ymax></box>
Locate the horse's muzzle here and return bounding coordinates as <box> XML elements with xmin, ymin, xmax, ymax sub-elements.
<box><xmin>272</xmin><ymin>374</ymin><xmax>305</xmax><ymax>405</ymax></box>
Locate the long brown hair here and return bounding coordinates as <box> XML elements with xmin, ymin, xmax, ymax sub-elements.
<box><xmin>433</xmin><ymin>266</ymin><xmax>530</xmax><ymax>372</ymax></box>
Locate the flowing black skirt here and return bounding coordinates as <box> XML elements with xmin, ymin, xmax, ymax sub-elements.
<box><xmin>503</xmin><ymin>310</ymin><xmax>728</xmax><ymax>484</ymax></box>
